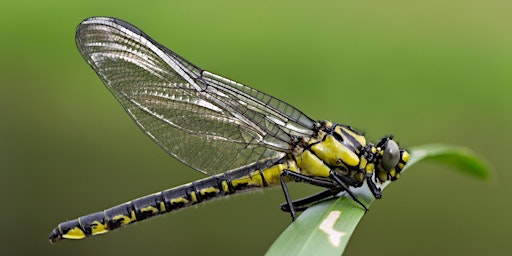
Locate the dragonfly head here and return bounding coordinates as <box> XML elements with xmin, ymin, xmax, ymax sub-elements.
<box><xmin>373</xmin><ymin>136</ymin><xmax>409</xmax><ymax>182</ymax></box>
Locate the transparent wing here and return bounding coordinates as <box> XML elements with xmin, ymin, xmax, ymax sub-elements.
<box><xmin>75</xmin><ymin>17</ymin><xmax>316</xmax><ymax>175</ymax></box>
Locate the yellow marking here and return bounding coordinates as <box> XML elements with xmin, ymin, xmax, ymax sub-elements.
<box><xmin>377</xmin><ymin>170</ymin><xmax>388</xmax><ymax>182</ymax></box>
<box><xmin>359</xmin><ymin>157</ymin><xmax>368</xmax><ymax>170</ymax></box>
<box><xmin>248</xmin><ymin>170</ymin><xmax>265</xmax><ymax>187</ymax></box>
<box><xmin>230</xmin><ymin>161</ymin><xmax>300</xmax><ymax>189</ymax></box>
<box><xmin>311</xmin><ymin>135</ymin><xmax>359</xmax><ymax>167</ymax></box>
<box><xmin>371</xmin><ymin>147</ymin><xmax>377</xmax><ymax>154</ymax></box>
<box><xmin>232</xmin><ymin>168</ymin><xmax>272</xmax><ymax>188</ymax></box>
<box><xmin>160</xmin><ymin>201</ymin><xmax>166</xmax><ymax>212</ymax></box>
<box><xmin>402</xmin><ymin>151</ymin><xmax>410</xmax><ymax>162</ymax></box>
<box><xmin>91</xmin><ymin>221</ymin><xmax>108</xmax><ymax>235</ymax></box>
<box><xmin>309</xmin><ymin>137</ymin><xmax>320</xmax><ymax>145</ymax></box>
<box><xmin>231</xmin><ymin>176</ymin><xmax>253</xmax><ymax>188</ymax></box>
<box><xmin>354</xmin><ymin>172</ymin><xmax>364</xmax><ymax>182</ymax></box>
<box><xmin>228</xmin><ymin>160</ymin><xmax>301</xmax><ymax>190</ymax></box>
<box><xmin>389</xmin><ymin>169</ymin><xmax>396</xmax><ymax>177</ymax></box>
<box><xmin>200</xmin><ymin>187</ymin><xmax>220</xmax><ymax>195</ymax></box>
<box><xmin>337</xmin><ymin>126</ymin><xmax>366</xmax><ymax>147</ymax></box>
<box><xmin>170</xmin><ymin>197</ymin><xmax>189</xmax><ymax>205</ymax></box>
<box><xmin>316</xmin><ymin>130</ymin><xmax>326</xmax><ymax>141</ymax></box>
<box><xmin>221</xmin><ymin>180</ymin><xmax>230</xmax><ymax>192</ymax></box>
<box><xmin>190</xmin><ymin>192</ymin><xmax>198</xmax><ymax>203</ymax></box>
<box><xmin>296</xmin><ymin>150</ymin><xmax>331</xmax><ymax>177</ymax></box>
<box><xmin>62</xmin><ymin>227</ymin><xmax>86</xmax><ymax>240</ymax></box>
<box><xmin>112</xmin><ymin>210</ymin><xmax>137</xmax><ymax>226</ymax></box>
<box><xmin>260</xmin><ymin>164</ymin><xmax>285</xmax><ymax>186</ymax></box>
<box><xmin>140</xmin><ymin>206</ymin><xmax>159</xmax><ymax>214</ymax></box>
<box><xmin>398</xmin><ymin>163</ymin><xmax>405</xmax><ymax>169</ymax></box>
<box><xmin>365</xmin><ymin>163</ymin><xmax>375</xmax><ymax>172</ymax></box>
<box><xmin>287</xmin><ymin>160</ymin><xmax>299</xmax><ymax>172</ymax></box>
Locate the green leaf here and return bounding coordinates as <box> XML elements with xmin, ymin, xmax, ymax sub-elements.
<box><xmin>266</xmin><ymin>144</ymin><xmax>491</xmax><ymax>256</ymax></box>
<box><xmin>406</xmin><ymin>144</ymin><xmax>490</xmax><ymax>179</ymax></box>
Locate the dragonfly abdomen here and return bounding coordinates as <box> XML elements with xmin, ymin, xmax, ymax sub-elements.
<box><xmin>49</xmin><ymin>160</ymin><xmax>287</xmax><ymax>243</ymax></box>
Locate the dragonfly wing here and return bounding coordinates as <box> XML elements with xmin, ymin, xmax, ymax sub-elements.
<box><xmin>76</xmin><ymin>17</ymin><xmax>316</xmax><ymax>174</ymax></box>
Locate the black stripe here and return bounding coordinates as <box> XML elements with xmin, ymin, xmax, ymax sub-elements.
<box><xmin>334</xmin><ymin>124</ymin><xmax>361</xmax><ymax>150</ymax></box>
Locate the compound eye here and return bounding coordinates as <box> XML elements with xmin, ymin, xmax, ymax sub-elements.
<box><xmin>382</xmin><ymin>139</ymin><xmax>400</xmax><ymax>170</ymax></box>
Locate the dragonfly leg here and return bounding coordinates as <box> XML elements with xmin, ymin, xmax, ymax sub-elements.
<box><xmin>281</xmin><ymin>169</ymin><xmax>337</xmax><ymax>188</ymax></box>
<box><xmin>280</xmin><ymin>172</ymin><xmax>296</xmax><ymax>221</ymax></box>
<box><xmin>330</xmin><ymin>171</ymin><xmax>369</xmax><ymax>212</ymax></box>
<box><xmin>366</xmin><ymin>176</ymin><xmax>382</xmax><ymax>199</ymax></box>
<box><xmin>280</xmin><ymin>169</ymin><xmax>338</xmax><ymax>221</ymax></box>
<box><xmin>280</xmin><ymin>188</ymin><xmax>344</xmax><ymax>213</ymax></box>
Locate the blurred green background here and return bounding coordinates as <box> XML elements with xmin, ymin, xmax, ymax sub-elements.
<box><xmin>1</xmin><ymin>0</ymin><xmax>510</xmax><ymax>255</ymax></box>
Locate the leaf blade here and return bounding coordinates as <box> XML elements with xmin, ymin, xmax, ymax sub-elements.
<box><xmin>266</xmin><ymin>144</ymin><xmax>492</xmax><ymax>256</ymax></box>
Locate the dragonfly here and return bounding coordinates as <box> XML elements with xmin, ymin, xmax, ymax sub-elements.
<box><xmin>49</xmin><ymin>17</ymin><xmax>410</xmax><ymax>243</ymax></box>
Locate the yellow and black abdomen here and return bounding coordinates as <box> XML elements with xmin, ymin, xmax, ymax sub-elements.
<box><xmin>49</xmin><ymin>158</ymin><xmax>287</xmax><ymax>242</ymax></box>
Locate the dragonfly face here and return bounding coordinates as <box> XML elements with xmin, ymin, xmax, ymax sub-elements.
<box><xmin>49</xmin><ymin>17</ymin><xmax>410</xmax><ymax>243</ymax></box>
<box><xmin>375</xmin><ymin>137</ymin><xmax>409</xmax><ymax>181</ymax></box>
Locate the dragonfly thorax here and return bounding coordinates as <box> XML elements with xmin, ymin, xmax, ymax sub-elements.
<box><xmin>292</xmin><ymin>121</ymin><xmax>409</xmax><ymax>189</ymax></box>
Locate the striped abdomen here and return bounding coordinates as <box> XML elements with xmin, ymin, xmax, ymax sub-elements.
<box><xmin>49</xmin><ymin>158</ymin><xmax>287</xmax><ymax>243</ymax></box>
